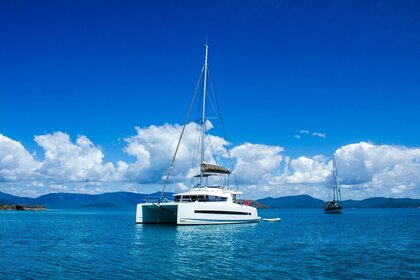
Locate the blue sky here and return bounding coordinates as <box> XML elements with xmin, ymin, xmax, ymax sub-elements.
<box><xmin>1</xmin><ymin>0</ymin><xmax>420</xmax><ymax>199</ymax></box>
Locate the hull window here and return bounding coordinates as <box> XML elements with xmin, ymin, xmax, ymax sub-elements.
<box><xmin>195</xmin><ymin>210</ymin><xmax>251</xmax><ymax>215</ymax></box>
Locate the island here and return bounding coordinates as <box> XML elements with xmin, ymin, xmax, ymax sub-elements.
<box><xmin>0</xmin><ymin>204</ymin><xmax>46</xmax><ymax>211</ymax></box>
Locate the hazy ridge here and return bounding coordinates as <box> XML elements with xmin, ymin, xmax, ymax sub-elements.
<box><xmin>1</xmin><ymin>192</ymin><xmax>419</xmax><ymax>209</ymax></box>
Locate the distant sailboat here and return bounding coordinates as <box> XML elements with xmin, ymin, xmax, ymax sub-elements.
<box><xmin>324</xmin><ymin>155</ymin><xmax>343</xmax><ymax>214</ymax></box>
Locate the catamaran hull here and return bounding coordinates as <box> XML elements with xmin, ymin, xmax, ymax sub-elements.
<box><xmin>136</xmin><ymin>202</ymin><xmax>260</xmax><ymax>225</ymax></box>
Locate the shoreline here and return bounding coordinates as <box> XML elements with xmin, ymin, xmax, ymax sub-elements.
<box><xmin>0</xmin><ymin>204</ymin><xmax>46</xmax><ymax>211</ymax></box>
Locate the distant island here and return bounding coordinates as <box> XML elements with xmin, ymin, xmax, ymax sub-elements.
<box><xmin>0</xmin><ymin>204</ymin><xmax>46</xmax><ymax>211</ymax></box>
<box><xmin>0</xmin><ymin>191</ymin><xmax>419</xmax><ymax>210</ymax></box>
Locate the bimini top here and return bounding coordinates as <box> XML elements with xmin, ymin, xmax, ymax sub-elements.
<box><xmin>201</xmin><ymin>163</ymin><xmax>231</xmax><ymax>174</ymax></box>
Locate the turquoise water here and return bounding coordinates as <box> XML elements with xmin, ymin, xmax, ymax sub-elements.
<box><xmin>1</xmin><ymin>208</ymin><xmax>419</xmax><ymax>279</ymax></box>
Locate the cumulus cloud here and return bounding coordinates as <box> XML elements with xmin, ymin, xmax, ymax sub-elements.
<box><xmin>0</xmin><ymin>134</ymin><xmax>39</xmax><ymax>181</ymax></box>
<box><xmin>231</xmin><ymin>143</ymin><xmax>283</xmax><ymax>184</ymax></box>
<box><xmin>34</xmin><ymin>132</ymin><xmax>115</xmax><ymax>182</ymax></box>
<box><xmin>334</xmin><ymin>142</ymin><xmax>420</xmax><ymax>198</ymax></box>
<box><xmin>230</xmin><ymin>143</ymin><xmax>419</xmax><ymax>200</ymax></box>
<box><xmin>285</xmin><ymin>155</ymin><xmax>330</xmax><ymax>184</ymax></box>
<box><xmin>0</xmin><ymin>132</ymin><xmax>120</xmax><ymax>196</ymax></box>
<box><xmin>122</xmin><ymin>122</ymin><xmax>228</xmax><ymax>184</ymax></box>
<box><xmin>1</xmin><ymin>128</ymin><xmax>419</xmax><ymax>200</ymax></box>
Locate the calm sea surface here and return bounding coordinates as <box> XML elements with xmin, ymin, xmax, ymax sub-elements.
<box><xmin>1</xmin><ymin>208</ymin><xmax>419</xmax><ymax>279</ymax></box>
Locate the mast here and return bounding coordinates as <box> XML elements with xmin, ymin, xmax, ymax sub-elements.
<box><xmin>200</xmin><ymin>44</ymin><xmax>209</xmax><ymax>187</ymax></box>
<box><xmin>332</xmin><ymin>154</ymin><xmax>342</xmax><ymax>203</ymax></box>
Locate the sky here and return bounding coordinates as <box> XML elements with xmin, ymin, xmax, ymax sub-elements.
<box><xmin>1</xmin><ymin>0</ymin><xmax>420</xmax><ymax>199</ymax></box>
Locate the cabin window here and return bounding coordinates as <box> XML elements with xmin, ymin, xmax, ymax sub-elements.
<box><xmin>181</xmin><ymin>196</ymin><xmax>192</xmax><ymax>202</ymax></box>
<box><xmin>176</xmin><ymin>195</ymin><xmax>227</xmax><ymax>202</ymax></box>
<box><xmin>207</xmin><ymin>196</ymin><xmax>227</xmax><ymax>202</ymax></box>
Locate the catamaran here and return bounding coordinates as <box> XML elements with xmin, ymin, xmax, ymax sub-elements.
<box><xmin>136</xmin><ymin>44</ymin><xmax>261</xmax><ymax>225</ymax></box>
<box><xmin>324</xmin><ymin>154</ymin><xmax>343</xmax><ymax>214</ymax></box>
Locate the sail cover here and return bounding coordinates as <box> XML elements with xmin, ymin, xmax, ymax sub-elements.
<box><xmin>201</xmin><ymin>163</ymin><xmax>231</xmax><ymax>174</ymax></box>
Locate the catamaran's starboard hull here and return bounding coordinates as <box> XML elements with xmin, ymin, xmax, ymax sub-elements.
<box><xmin>136</xmin><ymin>202</ymin><xmax>261</xmax><ymax>225</ymax></box>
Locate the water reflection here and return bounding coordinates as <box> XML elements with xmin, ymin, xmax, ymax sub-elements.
<box><xmin>132</xmin><ymin>223</ymin><xmax>260</xmax><ymax>278</ymax></box>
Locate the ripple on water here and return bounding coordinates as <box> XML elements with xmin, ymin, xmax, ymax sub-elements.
<box><xmin>1</xmin><ymin>209</ymin><xmax>419</xmax><ymax>279</ymax></box>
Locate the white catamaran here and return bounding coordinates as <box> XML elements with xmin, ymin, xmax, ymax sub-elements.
<box><xmin>324</xmin><ymin>154</ymin><xmax>343</xmax><ymax>214</ymax></box>
<box><xmin>136</xmin><ymin>44</ymin><xmax>261</xmax><ymax>225</ymax></box>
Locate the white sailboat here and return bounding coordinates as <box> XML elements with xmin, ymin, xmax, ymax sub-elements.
<box><xmin>136</xmin><ymin>44</ymin><xmax>261</xmax><ymax>225</ymax></box>
<box><xmin>324</xmin><ymin>154</ymin><xmax>343</xmax><ymax>214</ymax></box>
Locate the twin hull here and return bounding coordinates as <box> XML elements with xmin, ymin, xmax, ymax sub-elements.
<box><xmin>136</xmin><ymin>202</ymin><xmax>260</xmax><ymax>225</ymax></box>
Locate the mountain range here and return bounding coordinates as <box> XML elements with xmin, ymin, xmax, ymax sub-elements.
<box><xmin>0</xmin><ymin>191</ymin><xmax>168</xmax><ymax>209</ymax></box>
<box><xmin>258</xmin><ymin>194</ymin><xmax>420</xmax><ymax>209</ymax></box>
<box><xmin>1</xmin><ymin>191</ymin><xmax>419</xmax><ymax>209</ymax></box>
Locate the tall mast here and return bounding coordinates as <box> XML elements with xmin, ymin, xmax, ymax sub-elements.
<box><xmin>332</xmin><ymin>154</ymin><xmax>342</xmax><ymax>203</ymax></box>
<box><xmin>200</xmin><ymin>44</ymin><xmax>209</xmax><ymax>187</ymax></box>
<box><xmin>332</xmin><ymin>154</ymin><xmax>337</xmax><ymax>201</ymax></box>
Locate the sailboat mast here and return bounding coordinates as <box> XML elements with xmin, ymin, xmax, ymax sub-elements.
<box><xmin>334</xmin><ymin>155</ymin><xmax>342</xmax><ymax>203</ymax></box>
<box><xmin>332</xmin><ymin>154</ymin><xmax>342</xmax><ymax>203</ymax></box>
<box><xmin>200</xmin><ymin>44</ymin><xmax>209</xmax><ymax>187</ymax></box>
<box><xmin>332</xmin><ymin>154</ymin><xmax>337</xmax><ymax>201</ymax></box>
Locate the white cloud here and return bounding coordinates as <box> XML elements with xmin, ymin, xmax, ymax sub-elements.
<box><xmin>0</xmin><ymin>132</ymin><xmax>120</xmax><ymax>197</ymax></box>
<box><xmin>334</xmin><ymin>142</ymin><xmax>420</xmax><ymax>198</ymax></box>
<box><xmin>294</xmin><ymin>129</ymin><xmax>326</xmax><ymax>139</ymax></box>
<box><xmin>1</xmin><ymin>129</ymin><xmax>419</xmax><ymax>200</ymax></box>
<box><xmin>312</xmin><ymin>132</ymin><xmax>326</xmax><ymax>138</ymax></box>
<box><xmin>238</xmin><ymin>142</ymin><xmax>420</xmax><ymax>199</ymax></box>
<box><xmin>231</xmin><ymin>143</ymin><xmax>283</xmax><ymax>184</ymax></box>
<box><xmin>285</xmin><ymin>155</ymin><xmax>330</xmax><ymax>184</ymax></box>
<box><xmin>0</xmin><ymin>134</ymin><xmax>39</xmax><ymax>181</ymax></box>
<box><xmin>34</xmin><ymin>132</ymin><xmax>115</xmax><ymax>182</ymax></box>
<box><xmin>122</xmin><ymin>122</ymin><xmax>228</xmax><ymax>183</ymax></box>
<box><xmin>174</xmin><ymin>182</ymin><xmax>189</xmax><ymax>192</ymax></box>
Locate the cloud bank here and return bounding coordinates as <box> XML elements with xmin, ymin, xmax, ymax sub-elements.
<box><xmin>1</xmin><ymin>124</ymin><xmax>419</xmax><ymax>199</ymax></box>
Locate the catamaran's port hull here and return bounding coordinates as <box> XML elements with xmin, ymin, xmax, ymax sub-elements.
<box><xmin>136</xmin><ymin>202</ymin><xmax>260</xmax><ymax>225</ymax></box>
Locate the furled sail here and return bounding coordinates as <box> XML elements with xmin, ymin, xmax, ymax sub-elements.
<box><xmin>201</xmin><ymin>163</ymin><xmax>231</xmax><ymax>174</ymax></box>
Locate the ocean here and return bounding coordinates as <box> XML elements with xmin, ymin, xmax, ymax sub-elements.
<box><xmin>1</xmin><ymin>208</ymin><xmax>419</xmax><ymax>279</ymax></box>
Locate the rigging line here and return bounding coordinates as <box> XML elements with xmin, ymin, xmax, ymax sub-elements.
<box><xmin>191</xmin><ymin>72</ymin><xmax>204</xmax><ymax>186</ymax></box>
<box><xmin>191</xmin><ymin>120</ymin><xmax>201</xmax><ymax>186</ymax></box>
<box><xmin>205</xmin><ymin>83</ymin><xmax>220</xmax><ymax>119</ymax></box>
<box><xmin>207</xmin><ymin>134</ymin><xmax>224</xmax><ymax>187</ymax></box>
<box><xmin>159</xmin><ymin>66</ymin><xmax>204</xmax><ymax>203</ymax></box>
<box><xmin>205</xmin><ymin>66</ymin><xmax>221</xmax><ymax>121</ymax></box>
<box><xmin>207</xmin><ymin>131</ymin><xmax>219</xmax><ymax>166</ymax></box>
<box><xmin>207</xmin><ymin>66</ymin><xmax>239</xmax><ymax>191</ymax></box>
<box><xmin>335</xmin><ymin>156</ymin><xmax>342</xmax><ymax>202</ymax></box>
<box><xmin>205</xmin><ymin>69</ymin><xmax>224</xmax><ymax>186</ymax></box>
